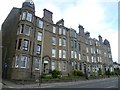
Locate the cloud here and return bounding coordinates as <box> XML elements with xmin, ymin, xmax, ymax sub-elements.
<box><xmin>0</xmin><ymin>0</ymin><xmax>118</xmax><ymax>63</ymax></box>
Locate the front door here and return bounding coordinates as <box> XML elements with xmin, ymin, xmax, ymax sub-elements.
<box><xmin>43</xmin><ymin>60</ymin><xmax>49</xmax><ymax>74</ymax></box>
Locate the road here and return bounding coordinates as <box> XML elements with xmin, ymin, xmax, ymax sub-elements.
<box><xmin>49</xmin><ymin>77</ymin><xmax>119</xmax><ymax>88</ymax></box>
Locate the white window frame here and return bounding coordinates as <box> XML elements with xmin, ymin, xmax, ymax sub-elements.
<box><xmin>87</xmin><ymin>56</ymin><xmax>89</xmax><ymax>62</ymax></box>
<box><xmin>59</xmin><ymin>28</ymin><xmax>62</xmax><ymax>34</ymax></box>
<box><xmin>71</xmin><ymin>51</ymin><xmax>74</xmax><ymax>58</ymax></box>
<box><xmin>22</xmin><ymin>12</ymin><xmax>26</xmax><ymax>20</ymax></box>
<box><xmin>26</xmin><ymin>12</ymin><xmax>32</xmax><ymax>22</ymax></box>
<box><xmin>79</xmin><ymin>54</ymin><xmax>81</xmax><ymax>60</ymax></box>
<box><xmin>86</xmin><ymin>47</ymin><xmax>89</xmax><ymax>53</ymax></box>
<box><xmin>59</xmin><ymin>38</ymin><xmax>62</xmax><ymax>46</ymax></box>
<box><xmin>35</xmin><ymin>58</ymin><xmax>40</xmax><ymax>70</ymax></box>
<box><xmin>52</xmin><ymin>49</ymin><xmax>56</xmax><ymax>57</ymax></box>
<box><xmin>53</xmin><ymin>26</ymin><xmax>56</xmax><ymax>33</ymax></box>
<box><xmin>37</xmin><ymin>32</ymin><xmax>42</xmax><ymax>41</ymax></box>
<box><xmin>63</xmin><ymin>50</ymin><xmax>66</xmax><ymax>58</ymax></box>
<box><xmin>51</xmin><ymin>61</ymin><xmax>55</xmax><ymax>71</ymax></box>
<box><xmin>15</xmin><ymin>56</ymin><xmax>19</xmax><ymax>68</ymax></box>
<box><xmin>52</xmin><ymin>37</ymin><xmax>56</xmax><ymax>45</ymax></box>
<box><xmin>63</xmin><ymin>28</ymin><xmax>66</xmax><ymax>35</ymax></box>
<box><xmin>59</xmin><ymin>50</ymin><xmax>62</xmax><ymax>58</ymax></box>
<box><xmin>23</xmin><ymin>39</ymin><xmax>29</xmax><ymax>51</ymax></box>
<box><xmin>36</xmin><ymin>44</ymin><xmax>41</xmax><ymax>54</ymax></box>
<box><xmin>62</xmin><ymin>38</ymin><xmax>66</xmax><ymax>46</ymax></box>
<box><xmin>20</xmin><ymin>56</ymin><xmax>27</xmax><ymax>68</ymax></box>
<box><xmin>38</xmin><ymin>19</ymin><xmax>43</xmax><ymax>28</ymax></box>
<box><xmin>74</xmin><ymin>51</ymin><xmax>77</xmax><ymax>58</ymax></box>
<box><xmin>25</xmin><ymin>25</ymin><xmax>31</xmax><ymax>36</ymax></box>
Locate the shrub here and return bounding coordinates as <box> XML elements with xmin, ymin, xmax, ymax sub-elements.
<box><xmin>51</xmin><ymin>70</ymin><xmax>61</xmax><ymax>78</ymax></box>
<box><xmin>72</xmin><ymin>70</ymin><xmax>84</xmax><ymax>76</ymax></box>
<box><xmin>105</xmin><ymin>69</ymin><xmax>111</xmax><ymax>77</ymax></box>
<box><xmin>98</xmin><ymin>68</ymin><xmax>102</xmax><ymax>76</ymax></box>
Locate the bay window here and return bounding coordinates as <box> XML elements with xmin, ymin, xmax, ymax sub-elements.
<box><xmin>20</xmin><ymin>56</ymin><xmax>27</xmax><ymax>68</ymax></box>
<box><xmin>23</xmin><ymin>39</ymin><xmax>29</xmax><ymax>51</ymax></box>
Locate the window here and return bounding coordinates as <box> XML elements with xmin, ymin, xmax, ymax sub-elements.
<box><xmin>36</xmin><ymin>44</ymin><xmax>41</xmax><ymax>54</ymax></box>
<box><xmin>79</xmin><ymin>54</ymin><xmax>81</xmax><ymax>60</ymax></box>
<box><xmin>25</xmin><ymin>25</ymin><xmax>31</xmax><ymax>36</ymax></box>
<box><xmin>78</xmin><ymin>43</ymin><xmax>81</xmax><ymax>51</ymax></box>
<box><xmin>58</xmin><ymin>61</ymin><xmax>61</xmax><ymax>71</ymax></box>
<box><xmin>52</xmin><ymin>37</ymin><xmax>56</xmax><ymax>45</ymax></box>
<box><xmin>26</xmin><ymin>12</ymin><xmax>32</xmax><ymax>22</ymax></box>
<box><xmin>15</xmin><ymin>56</ymin><xmax>19</xmax><ymax>68</ymax></box>
<box><xmin>98</xmin><ymin>57</ymin><xmax>99</xmax><ymax>62</ymax></box>
<box><xmin>62</xmin><ymin>61</ymin><xmax>66</xmax><ymax>71</ymax></box>
<box><xmin>63</xmin><ymin>50</ymin><xmax>66</xmax><ymax>58</ymax></box>
<box><xmin>104</xmin><ymin>52</ymin><xmax>106</xmax><ymax>57</ymax></box>
<box><xmin>20</xmin><ymin>24</ymin><xmax>24</xmax><ymax>34</ymax></box>
<box><xmin>62</xmin><ymin>38</ymin><xmax>66</xmax><ymax>46</ymax></box>
<box><xmin>74</xmin><ymin>32</ymin><xmax>76</xmax><ymax>38</ymax></box>
<box><xmin>59</xmin><ymin>38</ymin><xmax>62</xmax><ymax>46</ymax></box>
<box><xmin>87</xmin><ymin>56</ymin><xmax>89</xmax><ymax>62</ymax></box>
<box><xmin>18</xmin><ymin>39</ymin><xmax>22</xmax><ymax>50</ymax></box>
<box><xmin>72</xmin><ymin>62</ymin><xmax>74</xmax><ymax>70</ymax></box>
<box><xmin>23</xmin><ymin>39</ymin><xmax>29</xmax><ymax>51</ymax></box>
<box><xmin>59</xmin><ymin>28</ymin><xmax>62</xmax><ymax>34</ymax></box>
<box><xmin>52</xmin><ymin>49</ymin><xmax>56</xmax><ymax>57</ymax></box>
<box><xmin>75</xmin><ymin>62</ymin><xmax>77</xmax><ymax>70</ymax></box>
<box><xmin>53</xmin><ymin>26</ymin><xmax>56</xmax><ymax>33</ymax></box>
<box><xmin>63</xmin><ymin>29</ymin><xmax>66</xmax><ymax>35</ymax></box>
<box><xmin>91</xmin><ymin>56</ymin><xmax>94</xmax><ymax>62</ymax></box>
<box><xmin>96</xmin><ymin>49</ymin><xmax>99</xmax><ymax>54</ymax></box>
<box><xmin>94</xmin><ymin>57</ymin><xmax>96</xmax><ymax>63</ymax></box>
<box><xmin>59</xmin><ymin>50</ymin><xmax>62</xmax><ymax>58</ymax></box>
<box><xmin>100</xmin><ymin>57</ymin><xmax>102</xmax><ymax>62</ymax></box>
<box><xmin>22</xmin><ymin>12</ymin><xmax>26</xmax><ymax>20</ymax></box>
<box><xmin>74</xmin><ymin>51</ymin><xmax>77</xmax><ymax>58</ymax></box>
<box><xmin>21</xmin><ymin>56</ymin><xmax>27</xmax><ymax>68</ymax></box>
<box><xmin>35</xmin><ymin>58</ymin><xmax>40</xmax><ymax>70</ymax></box>
<box><xmin>71</xmin><ymin>51</ymin><xmax>74</xmax><ymax>58</ymax></box>
<box><xmin>52</xmin><ymin>61</ymin><xmax>55</xmax><ymax>70</ymax></box>
<box><xmin>37</xmin><ymin>32</ymin><xmax>42</xmax><ymax>41</ymax></box>
<box><xmin>38</xmin><ymin>20</ymin><xmax>43</xmax><ymax>28</ymax></box>
<box><xmin>86</xmin><ymin>47</ymin><xmax>89</xmax><ymax>53</ymax></box>
<box><xmin>74</xmin><ymin>40</ymin><xmax>77</xmax><ymax>48</ymax></box>
<box><xmin>90</xmin><ymin>40</ymin><xmax>92</xmax><ymax>45</ymax></box>
<box><xmin>91</xmin><ymin>48</ymin><xmax>93</xmax><ymax>53</ymax></box>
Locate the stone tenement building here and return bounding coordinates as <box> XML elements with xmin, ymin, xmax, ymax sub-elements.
<box><xmin>2</xmin><ymin>0</ymin><xmax>114</xmax><ymax>80</ymax></box>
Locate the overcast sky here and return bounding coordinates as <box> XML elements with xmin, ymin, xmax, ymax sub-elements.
<box><xmin>0</xmin><ymin>0</ymin><xmax>119</xmax><ymax>63</ymax></box>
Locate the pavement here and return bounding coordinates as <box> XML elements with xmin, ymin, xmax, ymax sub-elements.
<box><xmin>1</xmin><ymin>76</ymin><xmax>119</xmax><ymax>89</ymax></box>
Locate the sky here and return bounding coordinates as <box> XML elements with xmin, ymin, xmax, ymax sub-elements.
<box><xmin>0</xmin><ymin>0</ymin><xmax>119</xmax><ymax>63</ymax></box>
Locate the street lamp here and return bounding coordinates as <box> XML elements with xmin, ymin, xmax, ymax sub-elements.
<box><xmin>39</xmin><ymin>24</ymin><xmax>49</xmax><ymax>86</ymax></box>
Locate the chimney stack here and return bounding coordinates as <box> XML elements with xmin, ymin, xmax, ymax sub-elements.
<box><xmin>43</xmin><ymin>9</ymin><xmax>53</xmax><ymax>23</ymax></box>
<box><xmin>78</xmin><ymin>24</ymin><xmax>84</xmax><ymax>34</ymax></box>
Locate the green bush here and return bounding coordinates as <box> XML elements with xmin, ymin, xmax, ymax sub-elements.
<box><xmin>98</xmin><ymin>68</ymin><xmax>102</xmax><ymax>76</ymax></box>
<box><xmin>105</xmin><ymin>69</ymin><xmax>111</xmax><ymax>77</ymax></box>
<box><xmin>51</xmin><ymin>70</ymin><xmax>61</xmax><ymax>78</ymax></box>
<box><xmin>111</xmin><ymin>72</ymin><xmax>115</xmax><ymax>75</ymax></box>
<box><xmin>72</xmin><ymin>70</ymin><xmax>84</xmax><ymax>76</ymax></box>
